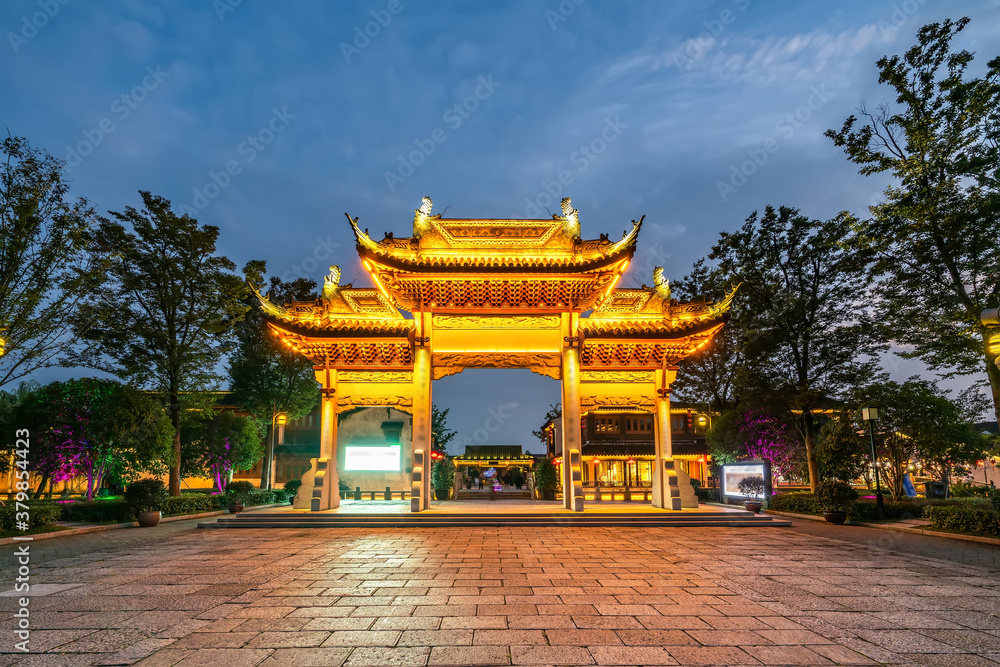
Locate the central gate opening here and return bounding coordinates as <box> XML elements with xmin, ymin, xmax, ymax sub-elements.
<box><xmin>434</xmin><ymin>368</ymin><xmax>557</xmax><ymax>501</ymax></box>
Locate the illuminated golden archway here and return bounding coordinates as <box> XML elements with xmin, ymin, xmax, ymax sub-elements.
<box><xmin>255</xmin><ymin>197</ymin><xmax>732</xmax><ymax>512</ymax></box>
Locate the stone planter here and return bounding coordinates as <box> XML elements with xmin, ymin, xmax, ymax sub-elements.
<box><xmin>541</xmin><ymin>489</ymin><xmax>556</xmax><ymax>501</ymax></box>
<box><xmin>136</xmin><ymin>511</ymin><xmax>161</xmax><ymax>527</ymax></box>
<box><xmin>743</xmin><ymin>500</ymin><xmax>762</xmax><ymax>514</ymax></box>
<box><xmin>823</xmin><ymin>510</ymin><xmax>848</xmax><ymax>524</ymax></box>
<box><xmin>434</xmin><ymin>489</ymin><xmax>449</xmax><ymax>500</ymax></box>
<box><xmin>228</xmin><ymin>503</ymin><xmax>245</xmax><ymax>514</ymax></box>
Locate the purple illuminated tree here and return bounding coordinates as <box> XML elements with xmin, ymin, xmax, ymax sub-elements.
<box><xmin>13</xmin><ymin>378</ymin><xmax>173</xmax><ymax>499</ymax></box>
<box><xmin>738</xmin><ymin>408</ymin><xmax>798</xmax><ymax>484</ymax></box>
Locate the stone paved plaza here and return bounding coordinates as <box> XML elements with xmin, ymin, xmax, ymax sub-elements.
<box><xmin>2</xmin><ymin>519</ymin><xmax>1000</xmax><ymax>666</ymax></box>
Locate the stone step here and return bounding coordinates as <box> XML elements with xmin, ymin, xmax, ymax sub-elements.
<box><xmin>200</xmin><ymin>511</ymin><xmax>791</xmax><ymax>529</ymax></box>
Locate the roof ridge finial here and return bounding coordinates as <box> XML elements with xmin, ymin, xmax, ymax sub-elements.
<box><xmin>414</xmin><ymin>196</ymin><xmax>434</xmax><ymax>238</ymax></box>
<box><xmin>560</xmin><ymin>197</ymin><xmax>580</xmax><ymax>239</ymax></box>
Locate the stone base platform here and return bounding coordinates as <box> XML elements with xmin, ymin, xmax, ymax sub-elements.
<box><xmin>199</xmin><ymin>500</ymin><xmax>790</xmax><ymax>528</ymax></box>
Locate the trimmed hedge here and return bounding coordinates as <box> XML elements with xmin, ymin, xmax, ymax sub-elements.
<box><xmin>925</xmin><ymin>505</ymin><xmax>1000</xmax><ymax>537</ymax></box>
<box><xmin>0</xmin><ymin>503</ymin><xmax>62</xmax><ymax>531</ymax></box>
<box><xmin>771</xmin><ymin>493</ymin><xmax>819</xmax><ymax>514</ymax></box>
<box><xmin>58</xmin><ymin>490</ymin><xmax>290</xmax><ymax>523</ymax></box>
<box><xmin>60</xmin><ymin>499</ymin><xmax>133</xmax><ymax>523</ymax></box>
<box><xmin>695</xmin><ymin>487</ymin><xmax>715</xmax><ymax>502</ymax></box>
<box><xmin>771</xmin><ymin>492</ymin><xmax>990</xmax><ymax>522</ymax></box>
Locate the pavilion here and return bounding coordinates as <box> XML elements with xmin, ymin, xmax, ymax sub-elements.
<box><xmin>254</xmin><ymin>196</ymin><xmax>732</xmax><ymax>512</ymax></box>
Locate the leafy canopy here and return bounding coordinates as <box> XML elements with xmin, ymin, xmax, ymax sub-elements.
<box><xmin>0</xmin><ymin>136</ymin><xmax>104</xmax><ymax>388</ymax></box>
<box><xmin>826</xmin><ymin>17</ymin><xmax>1000</xmax><ymax>421</ymax></box>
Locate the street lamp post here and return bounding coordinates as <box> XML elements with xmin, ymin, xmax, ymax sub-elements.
<box><xmin>861</xmin><ymin>405</ymin><xmax>883</xmax><ymax>511</ymax></box>
<box><xmin>263</xmin><ymin>411</ymin><xmax>287</xmax><ymax>491</ymax></box>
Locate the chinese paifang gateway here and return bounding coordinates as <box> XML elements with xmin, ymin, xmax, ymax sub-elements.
<box><xmin>254</xmin><ymin>197</ymin><xmax>734</xmax><ymax>512</ymax></box>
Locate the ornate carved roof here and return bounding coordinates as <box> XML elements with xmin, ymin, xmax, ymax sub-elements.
<box><xmin>250</xmin><ymin>198</ymin><xmax>735</xmax><ymax>370</ymax></box>
<box><xmin>250</xmin><ymin>275</ymin><xmax>414</xmax><ymax>339</ymax></box>
<box><xmin>348</xmin><ymin>196</ymin><xmax>641</xmax><ymax>271</ymax></box>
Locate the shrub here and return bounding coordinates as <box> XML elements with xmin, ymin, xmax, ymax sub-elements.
<box><xmin>815</xmin><ymin>480</ymin><xmax>858</xmax><ymax>512</ymax></box>
<box><xmin>124</xmin><ymin>478</ymin><xmax>168</xmax><ymax>515</ymax></box>
<box><xmin>0</xmin><ymin>503</ymin><xmax>62</xmax><ymax>531</ymax></box>
<box><xmin>60</xmin><ymin>499</ymin><xmax>134</xmax><ymax>523</ymax></box>
<box><xmin>925</xmin><ymin>505</ymin><xmax>1000</xmax><ymax>536</ymax></box>
<box><xmin>738</xmin><ymin>476</ymin><xmax>765</xmax><ymax>500</ymax></box>
<box><xmin>771</xmin><ymin>493</ymin><xmax>819</xmax><ymax>514</ymax></box>
<box><xmin>225</xmin><ymin>480</ymin><xmax>256</xmax><ymax>504</ymax></box>
<box><xmin>695</xmin><ymin>487</ymin><xmax>715</xmax><ymax>502</ymax></box>
<box><xmin>162</xmin><ymin>494</ymin><xmax>224</xmax><ymax>516</ymax></box>
<box><xmin>949</xmin><ymin>481</ymin><xmax>992</xmax><ymax>498</ymax></box>
<box><xmin>285</xmin><ymin>479</ymin><xmax>302</xmax><ymax>500</ymax></box>
<box><xmin>432</xmin><ymin>459</ymin><xmax>455</xmax><ymax>490</ymax></box>
<box><xmin>991</xmin><ymin>489</ymin><xmax>1000</xmax><ymax>514</ymax></box>
<box><xmin>534</xmin><ymin>459</ymin><xmax>558</xmax><ymax>491</ymax></box>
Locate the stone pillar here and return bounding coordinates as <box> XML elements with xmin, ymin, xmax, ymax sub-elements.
<box><xmin>652</xmin><ymin>368</ymin><xmax>681</xmax><ymax>510</ymax></box>
<box><xmin>411</xmin><ymin>312</ymin><xmax>433</xmax><ymax>512</ymax></box>
<box><xmin>312</xmin><ymin>368</ymin><xmax>339</xmax><ymax>511</ymax></box>
<box><xmin>560</xmin><ymin>313</ymin><xmax>584</xmax><ymax>512</ymax></box>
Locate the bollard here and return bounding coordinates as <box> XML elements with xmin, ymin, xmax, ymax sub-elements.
<box><xmin>385</xmin><ymin>486</ymin><xmax>392</xmax><ymax>500</ymax></box>
<box><xmin>355</xmin><ymin>486</ymin><xmax>361</xmax><ymax>501</ymax></box>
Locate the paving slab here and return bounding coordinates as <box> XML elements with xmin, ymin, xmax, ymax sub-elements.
<box><xmin>2</xmin><ymin>518</ymin><xmax>1000</xmax><ymax>665</ymax></box>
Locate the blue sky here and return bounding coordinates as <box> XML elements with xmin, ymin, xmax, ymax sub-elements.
<box><xmin>3</xmin><ymin>0</ymin><xmax>997</xmax><ymax>452</ymax></box>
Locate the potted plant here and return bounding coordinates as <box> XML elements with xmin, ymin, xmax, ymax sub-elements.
<box><xmin>431</xmin><ymin>458</ymin><xmax>454</xmax><ymax>500</ymax></box>
<box><xmin>124</xmin><ymin>478</ymin><xmax>168</xmax><ymax>527</ymax></box>
<box><xmin>816</xmin><ymin>480</ymin><xmax>858</xmax><ymax>524</ymax></box>
<box><xmin>738</xmin><ymin>475</ymin><xmax>766</xmax><ymax>513</ymax></box>
<box><xmin>534</xmin><ymin>458</ymin><xmax>559</xmax><ymax>500</ymax></box>
<box><xmin>284</xmin><ymin>479</ymin><xmax>302</xmax><ymax>505</ymax></box>
<box><xmin>225</xmin><ymin>480</ymin><xmax>255</xmax><ymax>514</ymax></box>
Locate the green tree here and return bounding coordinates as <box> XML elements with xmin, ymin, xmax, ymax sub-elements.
<box><xmin>14</xmin><ymin>379</ymin><xmax>173</xmax><ymax>500</ymax></box>
<box><xmin>229</xmin><ymin>266</ymin><xmax>319</xmax><ymax>489</ymax></box>
<box><xmin>831</xmin><ymin>379</ymin><xmax>986</xmax><ymax>498</ymax></box>
<box><xmin>710</xmin><ymin>206</ymin><xmax>884</xmax><ymax>492</ymax></box>
<box><xmin>531</xmin><ymin>403</ymin><xmax>561</xmax><ymax>448</ymax></box>
<box><xmin>826</xmin><ymin>17</ymin><xmax>1000</xmax><ymax>423</ymax></box>
<box><xmin>182</xmin><ymin>411</ymin><xmax>263</xmax><ymax>492</ymax></box>
<box><xmin>0</xmin><ymin>136</ymin><xmax>104</xmax><ymax>388</ymax></box>
<box><xmin>817</xmin><ymin>409</ymin><xmax>873</xmax><ymax>484</ymax></box>
<box><xmin>431</xmin><ymin>406</ymin><xmax>457</xmax><ymax>454</ymax></box>
<box><xmin>67</xmin><ymin>191</ymin><xmax>250</xmax><ymax>496</ymax></box>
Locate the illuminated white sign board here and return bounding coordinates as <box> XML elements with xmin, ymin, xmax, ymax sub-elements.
<box><xmin>344</xmin><ymin>445</ymin><xmax>402</xmax><ymax>472</ymax></box>
<box><xmin>722</xmin><ymin>462</ymin><xmax>769</xmax><ymax>499</ymax></box>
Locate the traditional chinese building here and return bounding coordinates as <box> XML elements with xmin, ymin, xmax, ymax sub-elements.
<box><xmin>542</xmin><ymin>405</ymin><xmax>712</xmax><ymax>491</ymax></box>
<box><xmin>255</xmin><ymin>197</ymin><xmax>732</xmax><ymax>512</ymax></box>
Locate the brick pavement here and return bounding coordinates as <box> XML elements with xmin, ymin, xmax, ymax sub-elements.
<box><xmin>1</xmin><ymin>522</ymin><xmax>999</xmax><ymax>665</ymax></box>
